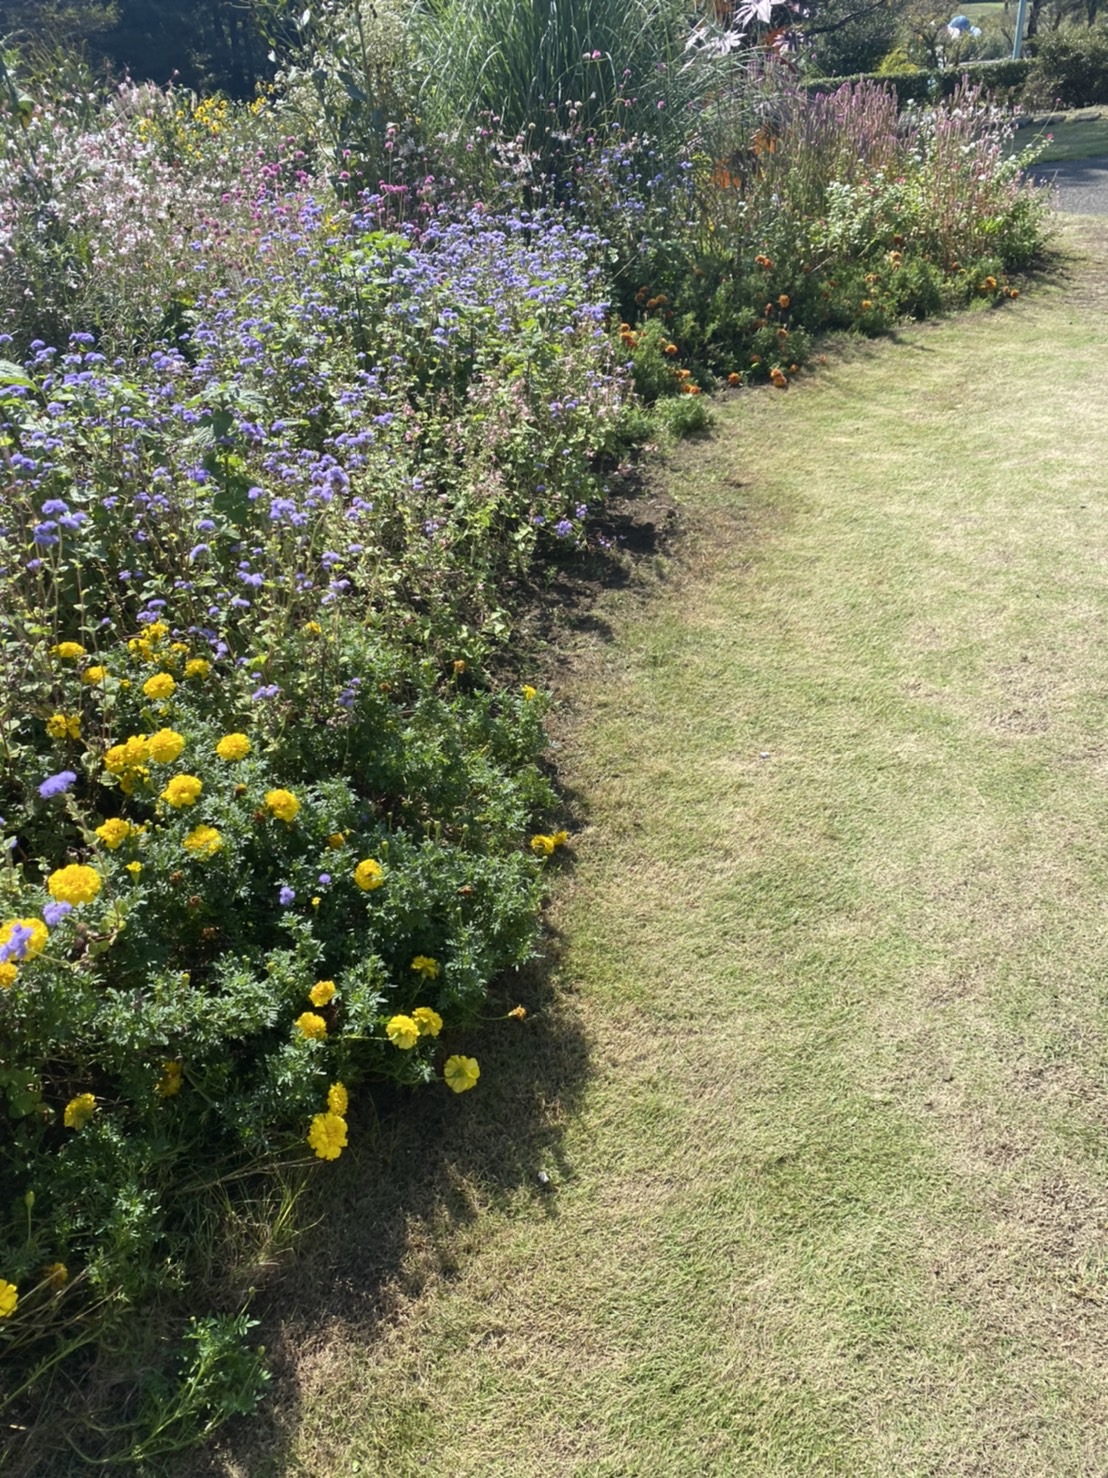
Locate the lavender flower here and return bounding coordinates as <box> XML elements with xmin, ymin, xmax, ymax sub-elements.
<box><xmin>38</xmin><ymin>770</ymin><xmax>77</xmax><ymax>798</ymax></box>
<box><xmin>0</xmin><ymin>923</ymin><xmax>33</xmax><ymax>963</ymax></box>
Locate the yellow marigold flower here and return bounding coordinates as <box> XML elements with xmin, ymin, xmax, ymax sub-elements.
<box><xmin>129</xmin><ymin>636</ymin><xmax>154</xmax><ymax>661</ymax></box>
<box><xmin>551</xmin><ymin>830</ymin><xmax>570</xmax><ymax>847</ymax></box>
<box><xmin>0</xmin><ymin>963</ymin><xmax>17</xmax><ymax>988</ymax></box>
<box><xmin>412</xmin><ymin>1006</ymin><xmax>443</xmax><ymax>1038</ymax></box>
<box><xmin>147</xmin><ymin>728</ymin><xmax>185</xmax><ymax>764</ymax></box>
<box><xmin>182</xmin><ymin>824</ymin><xmax>222</xmax><ymax>857</ymax></box>
<box><xmin>521</xmin><ymin>684</ymin><xmax>537</xmax><ymax>701</ymax></box>
<box><xmin>309</xmin><ymin>979</ymin><xmax>336</xmax><ymax>1007</ymax></box>
<box><xmin>155</xmin><ymin>1061</ymin><xmax>184</xmax><ymax>1097</ymax></box>
<box><xmin>184</xmin><ymin>658</ymin><xmax>211</xmax><ymax>679</ymax></box>
<box><xmin>1</xmin><ymin>918</ymin><xmax>48</xmax><ymax>960</ymax></box>
<box><xmin>51</xmin><ymin>642</ymin><xmax>86</xmax><ymax>661</ymax></box>
<box><xmin>295</xmin><ymin>1011</ymin><xmax>327</xmax><ymax>1041</ymax></box>
<box><xmin>161</xmin><ymin>774</ymin><xmax>202</xmax><ymax>808</ymax></box>
<box><xmin>95</xmin><ymin>818</ymin><xmax>133</xmax><ymax>850</ymax></box>
<box><xmin>47</xmin><ymin>864</ymin><xmax>102</xmax><ymax>907</ymax></box>
<box><xmin>411</xmin><ymin>955</ymin><xmax>440</xmax><ymax>981</ymax></box>
<box><xmin>307</xmin><ymin>1111</ymin><xmax>347</xmax><ymax>1160</ymax></box>
<box><xmin>143</xmin><ymin>673</ymin><xmax>176</xmax><ymax>701</ymax></box>
<box><xmin>0</xmin><ymin>1280</ymin><xmax>17</xmax><ymax>1317</ymax></box>
<box><xmin>126</xmin><ymin>861</ymin><xmax>143</xmax><ymax>877</ymax></box>
<box><xmin>64</xmin><ymin>1092</ymin><xmax>96</xmax><ymax>1129</ymax></box>
<box><xmin>265</xmin><ymin>788</ymin><xmax>300</xmax><ymax>823</ymax></box>
<box><xmin>42</xmin><ymin>1262</ymin><xmax>67</xmax><ymax>1289</ymax></box>
<box><xmin>119</xmin><ymin>766</ymin><xmax>148</xmax><ymax>796</ymax></box>
<box><xmin>46</xmin><ymin>713</ymin><xmax>80</xmax><ymax>740</ymax></box>
<box><xmin>530</xmin><ymin>834</ymin><xmax>556</xmax><ymax>856</ymax></box>
<box><xmin>311</xmin><ymin>896</ymin><xmax>320</xmax><ymax>909</ymax></box>
<box><xmin>303</xmin><ymin>621</ymin><xmax>322</xmax><ymax>635</ymax></box>
<box><xmin>104</xmin><ymin>734</ymin><xmax>150</xmax><ymax>774</ymax></box>
<box><xmin>216</xmin><ymin>732</ymin><xmax>251</xmax><ymax>761</ymax></box>
<box><xmin>327</xmin><ymin>1082</ymin><xmax>348</xmax><ymax>1115</ymax></box>
<box><xmin>145</xmin><ymin>621</ymin><xmax>169</xmax><ymax>642</ymax></box>
<box><xmin>82</xmin><ymin>665</ymin><xmax>107</xmax><ymax>685</ymax></box>
<box><xmin>327</xmin><ymin>832</ymin><xmax>346</xmax><ymax>849</ymax></box>
<box><xmin>444</xmin><ymin>1055</ymin><xmax>480</xmax><ymax>1094</ymax></box>
<box><xmin>507</xmin><ymin>1004</ymin><xmax>527</xmax><ymax>1020</ymax></box>
<box><xmin>354</xmin><ymin>858</ymin><xmax>384</xmax><ymax>891</ymax></box>
<box><xmin>386</xmin><ymin>1014</ymin><xmax>419</xmax><ymax>1050</ymax></box>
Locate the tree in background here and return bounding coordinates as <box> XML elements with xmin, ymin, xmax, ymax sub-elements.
<box><xmin>0</xmin><ymin>0</ymin><xmax>282</xmax><ymax>94</ymax></box>
<box><xmin>799</xmin><ymin>0</ymin><xmax>902</xmax><ymax>74</ymax></box>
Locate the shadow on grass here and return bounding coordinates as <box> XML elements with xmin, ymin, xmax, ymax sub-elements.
<box><xmin>185</xmin><ymin>493</ymin><xmax>692</xmax><ymax>1474</ymax></box>
<box><xmin>177</xmin><ymin>913</ymin><xmax>590</xmax><ymax>1476</ymax></box>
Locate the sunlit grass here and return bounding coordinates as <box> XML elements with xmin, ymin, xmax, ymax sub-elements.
<box><xmin>1016</xmin><ymin>107</ymin><xmax>1108</xmax><ymax>162</ymax></box>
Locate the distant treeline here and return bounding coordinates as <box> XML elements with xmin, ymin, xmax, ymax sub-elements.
<box><xmin>0</xmin><ymin>0</ymin><xmax>296</xmax><ymax>95</ymax></box>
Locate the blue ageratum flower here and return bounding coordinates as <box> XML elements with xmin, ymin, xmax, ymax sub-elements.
<box><xmin>38</xmin><ymin>770</ymin><xmax>77</xmax><ymax>798</ymax></box>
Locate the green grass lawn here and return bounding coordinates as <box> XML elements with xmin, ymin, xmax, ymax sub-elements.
<box><xmin>1016</xmin><ymin>109</ymin><xmax>1108</xmax><ymax>163</ymax></box>
<box><xmin>183</xmin><ymin>220</ymin><xmax>1108</xmax><ymax>1478</ymax></box>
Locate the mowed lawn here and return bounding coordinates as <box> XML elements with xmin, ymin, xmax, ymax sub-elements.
<box><xmin>200</xmin><ymin>218</ymin><xmax>1108</xmax><ymax>1478</ymax></box>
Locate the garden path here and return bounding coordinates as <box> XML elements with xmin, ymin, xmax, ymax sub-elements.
<box><xmin>1030</xmin><ymin>154</ymin><xmax>1108</xmax><ymax>214</ymax></box>
<box><xmin>208</xmin><ymin>216</ymin><xmax>1108</xmax><ymax>1478</ymax></box>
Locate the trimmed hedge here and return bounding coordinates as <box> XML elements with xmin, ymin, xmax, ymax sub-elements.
<box><xmin>803</xmin><ymin>59</ymin><xmax>1032</xmax><ymax>109</ymax></box>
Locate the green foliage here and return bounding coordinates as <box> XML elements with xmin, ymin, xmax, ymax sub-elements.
<box><xmin>609</xmin><ymin>73</ymin><xmax>1045</xmax><ymax>384</ymax></box>
<box><xmin>1025</xmin><ymin>24</ymin><xmax>1108</xmax><ymax>107</ymax></box>
<box><xmin>267</xmin><ymin>0</ymin><xmax>421</xmax><ymax>186</ymax></box>
<box><xmin>804</xmin><ymin>58</ymin><xmax>1033</xmax><ymax>107</ymax></box>
<box><xmin>0</xmin><ymin>0</ymin><xmax>276</xmax><ymax>97</ymax></box>
<box><xmin>410</xmin><ymin>0</ymin><xmax>725</xmax><ymax>179</ymax></box>
<box><xmin>802</xmin><ymin>0</ymin><xmax>901</xmax><ymax>79</ymax></box>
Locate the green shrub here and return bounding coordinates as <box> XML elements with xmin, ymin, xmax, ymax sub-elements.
<box><xmin>803</xmin><ymin>59</ymin><xmax>1033</xmax><ymax>109</ymax></box>
<box><xmin>1025</xmin><ymin>25</ymin><xmax>1108</xmax><ymax>108</ymax></box>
